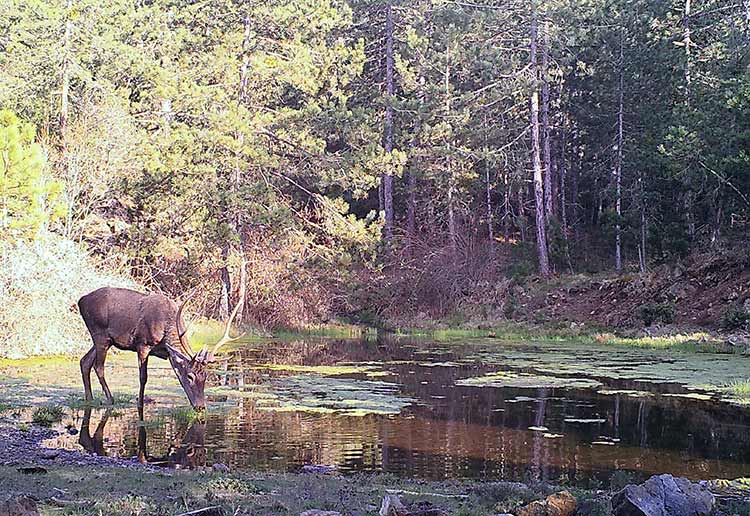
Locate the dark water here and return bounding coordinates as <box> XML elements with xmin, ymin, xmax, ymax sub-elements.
<box><xmin>57</xmin><ymin>337</ymin><xmax>750</xmax><ymax>486</ymax></box>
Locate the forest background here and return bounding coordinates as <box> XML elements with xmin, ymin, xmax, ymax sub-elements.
<box><xmin>1</xmin><ymin>0</ymin><xmax>749</xmax><ymax>357</ymax></box>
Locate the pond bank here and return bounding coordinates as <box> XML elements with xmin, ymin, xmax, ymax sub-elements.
<box><xmin>3</xmin><ymin>418</ymin><xmax>750</xmax><ymax>516</ymax></box>
<box><xmin>0</xmin><ymin>418</ymin><xmax>604</xmax><ymax>515</ymax></box>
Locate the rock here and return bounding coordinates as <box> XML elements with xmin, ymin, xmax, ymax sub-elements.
<box><xmin>0</xmin><ymin>496</ymin><xmax>41</xmax><ymax>516</ymax></box>
<box><xmin>179</xmin><ymin>506</ymin><xmax>225</xmax><ymax>516</ymax></box>
<box><xmin>516</xmin><ymin>491</ymin><xmax>576</xmax><ymax>516</ymax></box>
<box><xmin>302</xmin><ymin>464</ymin><xmax>338</xmax><ymax>474</ymax></box>
<box><xmin>379</xmin><ymin>494</ymin><xmax>408</xmax><ymax>516</ymax></box>
<box><xmin>39</xmin><ymin>449</ymin><xmax>60</xmax><ymax>460</ymax></box>
<box><xmin>211</xmin><ymin>463</ymin><xmax>230</xmax><ymax>473</ymax></box>
<box><xmin>611</xmin><ymin>474</ymin><xmax>714</xmax><ymax>516</ymax></box>
<box><xmin>16</xmin><ymin>466</ymin><xmax>47</xmax><ymax>475</ymax></box>
<box><xmin>299</xmin><ymin>512</ymin><xmax>342</xmax><ymax>516</ymax></box>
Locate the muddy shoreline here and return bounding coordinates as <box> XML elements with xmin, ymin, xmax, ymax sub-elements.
<box><xmin>0</xmin><ymin>419</ymin><xmax>149</xmax><ymax>470</ymax></box>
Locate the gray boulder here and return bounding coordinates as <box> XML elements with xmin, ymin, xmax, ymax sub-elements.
<box><xmin>611</xmin><ymin>474</ymin><xmax>714</xmax><ymax>516</ymax></box>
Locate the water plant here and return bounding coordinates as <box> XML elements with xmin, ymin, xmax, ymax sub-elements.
<box><xmin>31</xmin><ymin>405</ymin><xmax>65</xmax><ymax>426</ymax></box>
<box><xmin>638</xmin><ymin>302</ymin><xmax>676</xmax><ymax>326</ymax></box>
<box><xmin>722</xmin><ymin>306</ymin><xmax>750</xmax><ymax>331</ymax></box>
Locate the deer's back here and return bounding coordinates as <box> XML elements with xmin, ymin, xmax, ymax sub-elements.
<box><xmin>78</xmin><ymin>287</ymin><xmax>178</xmax><ymax>349</ymax></box>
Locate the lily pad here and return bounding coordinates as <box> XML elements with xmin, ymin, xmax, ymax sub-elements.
<box><xmin>456</xmin><ymin>371</ymin><xmax>601</xmax><ymax>390</ymax></box>
<box><xmin>254</xmin><ymin>375</ymin><xmax>414</xmax><ymax>416</ymax></box>
<box><xmin>254</xmin><ymin>363</ymin><xmax>390</xmax><ymax>378</ymax></box>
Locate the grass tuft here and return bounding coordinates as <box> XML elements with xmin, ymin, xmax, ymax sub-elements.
<box><xmin>31</xmin><ymin>405</ymin><xmax>65</xmax><ymax>426</ymax></box>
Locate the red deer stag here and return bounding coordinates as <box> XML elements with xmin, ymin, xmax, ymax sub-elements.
<box><xmin>77</xmin><ymin>278</ymin><xmax>244</xmax><ymax>411</ymax></box>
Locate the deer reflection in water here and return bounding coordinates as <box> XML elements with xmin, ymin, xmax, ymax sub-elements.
<box><xmin>78</xmin><ymin>406</ymin><xmax>206</xmax><ymax>469</ymax></box>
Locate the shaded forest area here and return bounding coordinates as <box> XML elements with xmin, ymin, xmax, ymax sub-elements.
<box><xmin>2</xmin><ymin>0</ymin><xmax>750</xmax><ymax>335</ymax></box>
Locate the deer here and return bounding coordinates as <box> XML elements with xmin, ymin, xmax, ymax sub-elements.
<box><xmin>77</xmin><ymin>272</ymin><xmax>245</xmax><ymax>413</ymax></box>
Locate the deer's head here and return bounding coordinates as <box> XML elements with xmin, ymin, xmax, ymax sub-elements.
<box><xmin>170</xmin><ymin>266</ymin><xmax>245</xmax><ymax>411</ymax></box>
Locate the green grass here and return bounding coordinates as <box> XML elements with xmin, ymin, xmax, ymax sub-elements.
<box><xmin>392</xmin><ymin>321</ymin><xmax>735</xmax><ymax>354</ymax></box>
<box><xmin>719</xmin><ymin>379</ymin><xmax>750</xmax><ymax>403</ymax></box>
<box><xmin>31</xmin><ymin>405</ymin><xmax>65</xmax><ymax>426</ymax></box>
<box><xmin>0</xmin><ymin>464</ymin><xmax>559</xmax><ymax>516</ymax></box>
<box><xmin>273</xmin><ymin>322</ymin><xmax>377</xmax><ymax>340</ymax></box>
<box><xmin>0</xmin><ymin>463</ymin><xmax>743</xmax><ymax>516</ymax></box>
<box><xmin>592</xmin><ymin>332</ymin><xmax>731</xmax><ymax>353</ymax></box>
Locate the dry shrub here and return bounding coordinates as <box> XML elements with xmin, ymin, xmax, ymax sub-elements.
<box><xmin>362</xmin><ymin>231</ymin><xmax>512</xmax><ymax>322</ymax></box>
<box><xmin>0</xmin><ymin>232</ymin><xmax>135</xmax><ymax>358</ymax></box>
<box><xmin>240</xmin><ymin>231</ymin><xmax>336</xmax><ymax>330</ymax></box>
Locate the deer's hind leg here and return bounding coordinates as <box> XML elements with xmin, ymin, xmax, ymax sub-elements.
<box><xmin>92</xmin><ymin>338</ymin><xmax>114</xmax><ymax>405</ymax></box>
<box><xmin>80</xmin><ymin>346</ymin><xmax>96</xmax><ymax>402</ymax></box>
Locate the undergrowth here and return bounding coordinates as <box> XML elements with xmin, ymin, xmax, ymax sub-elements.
<box><xmin>0</xmin><ymin>232</ymin><xmax>135</xmax><ymax>358</ymax></box>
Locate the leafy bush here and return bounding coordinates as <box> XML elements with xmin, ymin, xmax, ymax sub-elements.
<box><xmin>32</xmin><ymin>406</ymin><xmax>65</xmax><ymax>426</ymax></box>
<box><xmin>638</xmin><ymin>302</ymin><xmax>676</xmax><ymax>326</ymax></box>
<box><xmin>0</xmin><ymin>232</ymin><xmax>135</xmax><ymax>358</ymax></box>
<box><xmin>0</xmin><ymin>110</ymin><xmax>65</xmax><ymax>241</ymax></box>
<box><xmin>722</xmin><ymin>306</ymin><xmax>750</xmax><ymax>330</ymax></box>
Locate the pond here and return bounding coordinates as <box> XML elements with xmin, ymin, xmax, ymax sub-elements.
<box><xmin>15</xmin><ymin>335</ymin><xmax>750</xmax><ymax>486</ymax></box>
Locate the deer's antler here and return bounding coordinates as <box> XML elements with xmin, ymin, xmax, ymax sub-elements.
<box><xmin>196</xmin><ymin>255</ymin><xmax>246</xmax><ymax>362</ymax></box>
<box><xmin>176</xmin><ymin>289</ymin><xmax>198</xmax><ymax>358</ymax></box>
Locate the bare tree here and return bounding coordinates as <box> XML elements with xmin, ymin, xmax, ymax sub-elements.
<box><xmin>530</xmin><ymin>0</ymin><xmax>551</xmax><ymax>277</ymax></box>
<box><xmin>382</xmin><ymin>0</ymin><xmax>395</xmax><ymax>243</ymax></box>
<box><xmin>541</xmin><ymin>20</ymin><xmax>553</xmax><ymax>223</ymax></box>
<box><xmin>614</xmin><ymin>29</ymin><xmax>624</xmax><ymax>272</ymax></box>
<box><xmin>60</xmin><ymin>0</ymin><xmax>73</xmax><ymax>142</ymax></box>
<box><xmin>445</xmin><ymin>41</ymin><xmax>457</xmax><ymax>253</ymax></box>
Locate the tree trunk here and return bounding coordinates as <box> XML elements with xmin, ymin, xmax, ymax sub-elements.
<box><xmin>219</xmin><ymin>246</ymin><xmax>231</xmax><ymax>320</ymax></box>
<box><xmin>559</xmin><ymin>125</ymin><xmax>568</xmax><ymax>237</ymax></box>
<box><xmin>541</xmin><ymin>21</ymin><xmax>553</xmax><ymax>223</ymax></box>
<box><xmin>445</xmin><ymin>42</ymin><xmax>457</xmax><ymax>253</ymax></box>
<box><xmin>683</xmin><ymin>0</ymin><xmax>692</xmax><ymax>96</ymax></box>
<box><xmin>503</xmin><ymin>169</ymin><xmax>511</xmax><ymax>242</ymax></box>
<box><xmin>60</xmin><ymin>0</ymin><xmax>73</xmax><ymax>142</ymax></box>
<box><xmin>571</xmin><ymin>160</ymin><xmax>579</xmax><ymax>236</ymax></box>
<box><xmin>639</xmin><ymin>171</ymin><xmax>647</xmax><ymax>273</ymax></box>
<box><xmin>232</xmin><ymin>13</ymin><xmax>252</xmax><ymax>324</ymax></box>
<box><xmin>406</xmin><ymin>169</ymin><xmax>416</xmax><ymax>252</ymax></box>
<box><xmin>530</xmin><ymin>1</ymin><xmax>551</xmax><ymax>277</ymax></box>
<box><xmin>407</xmin><ymin>71</ymin><xmax>425</xmax><ymax>256</ymax></box>
<box><xmin>517</xmin><ymin>179</ymin><xmax>526</xmax><ymax>242</ymax></box>
<box><xmin>382</xmin><ymin>0</ymin><xmax>395</xmax><ymax>243</ymax></box>
<box><xmin>484</xmin><ymin>115</ymin><xmax>494</xmax><ymax>251</ymax></box>
<box><xmin>220</xmin><ymin>13</ymin><xmax>253</xmax><ymax>322</ymax></box>
<box><xmin>615</xmin><ymin>29</ymin><xmax>624</xmax><ymax>273</ymax></box>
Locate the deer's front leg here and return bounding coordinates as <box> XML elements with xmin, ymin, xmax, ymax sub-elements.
<box><xmin>137</xmin><ymin>347</ymin><xmax>150</xmax><ymax>418</ymax></box>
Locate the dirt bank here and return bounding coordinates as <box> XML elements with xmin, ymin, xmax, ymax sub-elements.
<box><xmin>508</xmin><ymin>249</ymin><xmax>750</xmax><ymax>332</ymax></box>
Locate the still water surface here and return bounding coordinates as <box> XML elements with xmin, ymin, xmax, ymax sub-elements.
<box><xmin>54</xmin><ymin>336</ymin><xmax>750</xmax><ymax>485</ymax></box>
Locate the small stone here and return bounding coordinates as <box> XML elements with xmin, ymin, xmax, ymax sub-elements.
<box><xmin>211</xmin><ymin>463</ymin><xmax>230</xmax><ymax>473</ymax></box>
<box><xmin>39</xmin><ymin>449</ymin><xmax>60</xmax><ymax>460</ymax></box>
<box><xmin>175</xmin><ymin>507</ymin><xmax>224</xmax><ymax>516</ymax></box>
<box><xmin>611</xmin><ymin>474</ymin><xmax>714</xmax><ymax>516</ymax></box>
<box><xmin>379</xmin><ymin>494</ymin><xmax>408</xmax><ymax>516</ymax></box>
<box><xmin>302</xmin><ymin>464</ymin><xmax>338</xmax><ymax>474</ymax></box>
<box><xmin>16</xmin><ymin>466</ymin><xmax>47</xmax><ymax>475</ymax></box>
<box><xmin>0</xmin><ymin>496</ymin><xmax>40</xmax><ymax>516</ymax></box>
<box><xmin>516</xmin><ymin>490</ymin><xmax>577</xmax><ymax>516</ymax></box>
